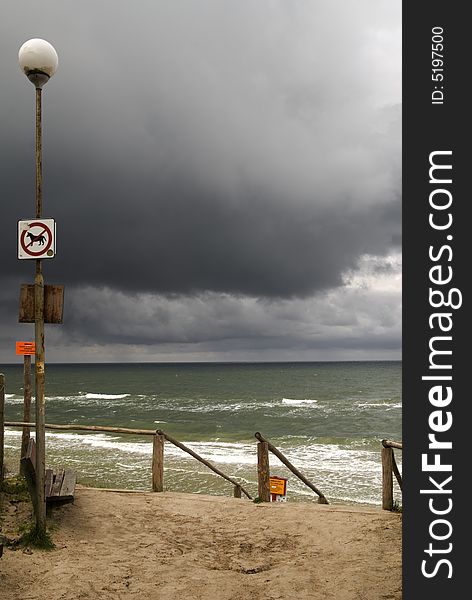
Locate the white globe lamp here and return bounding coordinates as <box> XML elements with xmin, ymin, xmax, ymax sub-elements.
<box><xmin>19</xmin><ymin>38</ymin><xmax>58</xmax><ymax>88</ymax></box>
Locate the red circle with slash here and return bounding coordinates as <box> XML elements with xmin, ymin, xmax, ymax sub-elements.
<box><xmin>20</xmin><ymin>221</ymin><xmax>53</xmax><ymax>257</ymax></box>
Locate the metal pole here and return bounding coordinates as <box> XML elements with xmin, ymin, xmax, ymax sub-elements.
<box><xmin>34</xmin><ymin>86</ymin><xmax>46</xmax><ymax>532</ymax></box>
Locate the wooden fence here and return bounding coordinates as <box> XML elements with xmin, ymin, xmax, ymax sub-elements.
<box><xmin>2</xmin><ymin>420</ymin><xmax>251</xmax><ymax>500</ymax></box>
<box><xmin>255</xmin><ymin>432</ymin><xmax>329</xmax><ymax>503</ymax></box>
<box><xmin>381</xmin><ymin>439</ymin><xmax>402</xmax><ymax>510</ymax></box>
<box><xmin>0</xmin><ymin>380</ymin><xmax>402</xmax><ymax>507</ymax></box>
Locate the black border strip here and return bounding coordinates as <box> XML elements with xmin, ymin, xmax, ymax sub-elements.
<box><xmin>403</xmin><ymin>3</ymin><xmax>468</xmax><ymax>596</ymax></box>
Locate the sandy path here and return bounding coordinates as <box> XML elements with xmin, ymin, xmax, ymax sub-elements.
<box><xmin>1</xmin><ymin>486</ymin><xmax>401</xmax><ymax>600</ymax></box>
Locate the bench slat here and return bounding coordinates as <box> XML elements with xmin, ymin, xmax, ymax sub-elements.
<box><xmin>20</xmin><ymin>439</ymin><xmax>76</xmax><ymax>504</ymax></box>
<box><xmin>45</xmin><ymin>469</ymin><xmax>54</xmax><ymax>498</ymax></box>
<box><xmin>50</xmin><ymin>469</ymin><xmax>65</xmax><ymax>497</ymax></box>
<box><xmin>60</xmin><ymin>470</ymin><xmax>76</xmax><ymax>499</ymax></box>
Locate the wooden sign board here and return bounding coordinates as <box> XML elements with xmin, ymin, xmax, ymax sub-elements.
<box><xmin>269</xmin><ymin>476</ymin><xmax>287</xmax><ymax>497</ymax></box>
<box><xmin>18</xmin><ymin>284</ymin><xmax>64</xmax><ymax>324</ymax></box>
<box><xmin>16</xmin><ymin>341</ymin><xmax>36</xmax><ymax>355</ymax></box>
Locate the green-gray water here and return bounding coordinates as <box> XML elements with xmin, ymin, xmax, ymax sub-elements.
<box><xmin>1</xmin><ymin>361</ymin><xmax>401</xmax><ymax>506</ymax></box>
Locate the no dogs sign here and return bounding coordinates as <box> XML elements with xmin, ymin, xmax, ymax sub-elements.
<box><xmin>18</xmin><ymin>219</ymin><xmax>56</xmax><ymax>259</ymax></box>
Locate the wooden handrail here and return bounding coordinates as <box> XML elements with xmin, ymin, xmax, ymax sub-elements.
<box><xmin>156</xmin><ymin>429</ymin><xmax>252</xmax><ymax>499</ymax></box>
<box><xmin>382</xmin><ymin>439</ymin><xmax>402</xmax><ymax>450</ymax></box>
<box><xmin>4</xmin><ymin>421</ymin><xmax>251</xmax><ymax>499</ymax></box>
<box><xmin>5</xmin><ymin>421</ymin><xmax>156</xmax><ymax>436</ymax></box>
<box><xmin>255</xmin><ymin>432</ymin><xmax>328</xmax><ymax>504</ymax></box>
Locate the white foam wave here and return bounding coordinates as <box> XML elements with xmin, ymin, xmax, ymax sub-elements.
<box><xmin>166</xmin><ymin>441</ymin><xmax>256</xmax><ymax>466</ymax></box>
<box><xmin>4</xmin><ymin>396</ymin><xmax>25</xmax><ymax>405</ymax></box>
<box><xmin>282</xmin><ymin>398</ymin><xmax>317</xmax><ymax>406</ymax></box>
<box><xmin>357</xmin><ymin>402</ymin><xmax>402</xmax><ymax>410</ymax></box>
<box><xmin>84</xmin><ymin>393</ymin><xmax>130</xmax><ymax>400</ymax></box>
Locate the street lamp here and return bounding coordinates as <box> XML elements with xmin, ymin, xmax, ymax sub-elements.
<box><xmin>18</xmin><ymin>38</ymin><xmax>58</xmax><ymax>534</ymax></box>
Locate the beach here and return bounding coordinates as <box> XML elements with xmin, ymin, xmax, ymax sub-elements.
<box><xmin>1</xmin><ymin>486</ymin><xmax>402</xmax><ymax>600</ymax></box>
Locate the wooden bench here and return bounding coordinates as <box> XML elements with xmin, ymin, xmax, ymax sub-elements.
<box><xmin>20</xmin><ymin>438</ymin><xmax>76</xmax><ymax>504</ymax></box>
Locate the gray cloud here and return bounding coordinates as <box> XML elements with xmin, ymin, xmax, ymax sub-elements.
<box><xmin>0</xmin><ymin>1</ymin><xmax>401</xmax><ymax>361</ymax></box>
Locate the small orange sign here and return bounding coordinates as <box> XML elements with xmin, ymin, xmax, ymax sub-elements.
<box><xmin>269</xmin><ymin>476</ymin><xmax>287</xmax><ymax>496</ymax></box>
<box><xmin>16</xmin><ymin>341</ymin><xmax>36</xmax><ymax>355</ymax></box>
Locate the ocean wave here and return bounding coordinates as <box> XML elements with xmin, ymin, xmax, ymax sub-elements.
<box><xmin>357</xmin><ymin>401</ymin><xmax>402</xmax><ymax>410</ymax></box>
<box><xmin>84</xmin><ymin>393</ymin><xmax>131</xmax><ymax>400</ymax></box>
<box><xmin>282</xmin><ymin>398</ymin><xmax>317</xmax><ymax>406</ymax></box>
<box><xmin>4</xmin><ymin>396</ymin><xmax>25</xmax><ymax>405</ymax></box>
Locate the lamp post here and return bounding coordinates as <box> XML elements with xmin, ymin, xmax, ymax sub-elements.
<box><xmin>18</xmin><ymin>38</ymin><xmax>58</xmax><ymax>534</ymax></box>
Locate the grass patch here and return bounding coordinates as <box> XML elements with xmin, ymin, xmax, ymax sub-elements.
<box><xmin>19</xmin><ymin>522</ymin><xmax>55</xmax><ymax>550</ymax></box>
<box><xmin>0</xmin><ymin>474</ymin><xmax>30</xmax><ymax>502</ymax></box>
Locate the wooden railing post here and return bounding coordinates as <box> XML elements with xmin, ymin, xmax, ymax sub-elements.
<box><xmin>257</xmin><ymin>441</ymin><xmax>270</xmax><ymax>502</ymax></box>
<box><xmin>382</xmin><ymin>446</ymin><xmax>394</xmax><ymax>510</ymax></box>
<box><xmin>255</xmin><ymin>432</ymin><xmax>329</xmax><ymax>504</ymax></box>
<box><xmin>152</xmin><ymin>432</ymin><xmax>164</xmax><ymax>492</ymax></box>
<box><xmin>0</xmin><ymin>373</ymin><xmax>5</xmax><ymax>482</ymax></box>
<box><xmin>234</xmin><ymin>484</ymin><xmax>242</xmax><ymax>498</ymax></box>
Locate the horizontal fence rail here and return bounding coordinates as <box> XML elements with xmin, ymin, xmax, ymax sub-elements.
<box><xmin>381</xmin><ymin>439</ymin><xmax>402</xmax><ymax>511</ymax></box>
<box><xmin>255</xmin><ymin>432</ymin><xmax>329</xmax><ymax>504</ymax></box>
<box><xmin>3</xmin><ymin>421</ymin><xmax>250</xmax><ymax>499</ymax></box>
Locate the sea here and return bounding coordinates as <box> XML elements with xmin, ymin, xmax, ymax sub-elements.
<box><xmin>1</xmin><ymin>361</ymin><xmax>402</xmax><ymax>507</ymax></box>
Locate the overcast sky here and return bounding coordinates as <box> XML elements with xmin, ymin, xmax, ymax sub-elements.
<box><xmin>0</xmin><ymin>1</ymin><xmax>401</xmax><ymax>363</ymax></box>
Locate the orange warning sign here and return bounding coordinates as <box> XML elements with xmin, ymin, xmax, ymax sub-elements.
<box><xmin>16</xmin><ymin>341</ymin><xmax>36</xmax><ymax>355</ymax></box>
<box><xmin>269</xmin><ymin>476</ymin><xmax>287</xmax><ymax>496</ymax></box>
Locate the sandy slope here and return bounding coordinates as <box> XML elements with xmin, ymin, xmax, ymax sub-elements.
<box><xmin>1</xmin><ymin>486</ymin><xmax>401</xmax><ymax>600</ymax></box>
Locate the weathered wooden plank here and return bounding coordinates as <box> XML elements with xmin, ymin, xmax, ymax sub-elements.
<box><xmin>59</xmin><ymin>470</ymin><xmax>76</xmax><ymax>498</ymax></box>
<box><xmin>19</xmin><ymin>438</ymin><xmax>76</xmax><ymax>504</ymax></box>
<box><xmin>18</xmin><ymin>284</ymin><xmax>64</xmax><ymax>324</ymax></box>
<box><xmin>20</xmin><ymin>438</ymin><xmax>37</xmax><ymax>482</ymax></box>
<box><xmin>257</xmin><ymin>441</ymin><xmax>271</xmax><ymax>502</ymax></box>
<box><xmin>382</xmin><ymin>446</ymin><xmax>394</xmax><ymax>510</ymax></box>
<box><xmin>50</xmin><ymin>469</ymin><xmax>65</xmax><ymax>497</ymax></box>
<box><xmin>382</xmin><ymin>439</ymin><xmax>403</xmax><ymax>450</ymax></box>
<box><xmin>152</xmin><ymin>433</ymin><xmax>164</xmax><ymax>492</ymax></box>
<box><xmin>45</xmin><ymin>469</ymin><xmax>54</xmax><ymax>498</ymax></box>
<box><xmin>20</xmin><ymin>356</ymin><xmax>32</xmax><ymax>466</ymax></box>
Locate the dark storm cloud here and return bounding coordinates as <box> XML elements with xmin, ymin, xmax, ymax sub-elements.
<box><xmin>1</xmin><ymin>0</ymin><xmax>400</xmax><ymax>299</ymax></box>
<box><xmin>0</xmin><ymin>1</ymin><xmax>401</xmax><ymax>362</ymax></box>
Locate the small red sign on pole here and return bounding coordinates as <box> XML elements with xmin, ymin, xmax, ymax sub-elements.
<box><xmin>16</xmin><ymin>341</ymin><xmax>36</xmax><ymax>355</ymax></box>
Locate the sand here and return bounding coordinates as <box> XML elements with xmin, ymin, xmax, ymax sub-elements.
<box><xmin>1</xmin><ymin>486</ymin><xmax>402</xmax><ymax>600</ymax></box>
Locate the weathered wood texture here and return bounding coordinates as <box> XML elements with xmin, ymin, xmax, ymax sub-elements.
<box><xmin>255</xmin><ymin>432</ymin><xmax>329</xmax><ymax>504</ymax></box>
<box><xmin>18</xmin><ymin>283</ymin><xmax>64</xmax><ymax>324</ymax></box>
<box><xmin>6</xmin><ymin>421</ymin><xmax>156</xmax><ymax>436</ymax></box>
<box><xmin>20</xmin><ymin>356</ymin><xmax>32</xmax><ymax>466</ymax></box>
<box><xmin>5</xmin><ymin>421</ymin><xmax>250</xmax><ymax>498</ymax></box>
<box><xmin>382</xmin><ymin>439</ymin><xmax>403</xmax><ymax>450</ymax></box>
<box><xmin>0</xmin><ymin>373</ymin><xmax>4</xmax><ymax>481</ymax></box>
<box><xmin>233</xmin><ymin>485</ymin><xmax>242</xmax><ymax>498</ymax></box>
<box><xmin>156</xmin><ymin>429</ymin><xmax>252</xmax><ymax>499</ymax></box>
<box><xmin>152</xmin><ymin>433</ymin><xmax>164</xmax><ymax>492</ymax></box>
<box><xmin>392</xmin><ymin>452</ymin><xmax>402</xmax><ymax>491</ymax></box>
<box><xmin>257</xmin><ymin>441</ymin><xmax>271</xmax><ymax>502</ymax></box>
<box><xmin>381</xmin><ymin>446</ymin><xmax>394</xmax><ymax>510</ymax></box>
<box><xmin>20</xmin><ymin>438</ymin><xmax>76</xmax><ymax>504</ymax></box>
